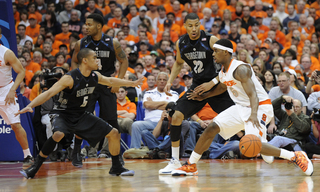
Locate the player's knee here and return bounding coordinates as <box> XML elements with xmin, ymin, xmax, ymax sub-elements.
<box><xmin>172</xmin><ymin>111</ymin><xmax>184</xmax><ymax>124</ymax></box>
<box><xmin>10</xmin><ymin>123</ymin><xmax>22</xmax><ymax>131</ymax></box>
<box><xmin>107</xmin><ymin>128</ymin><xmax>119</xmax><ymax>139</ymax></box>
<box><xmin>52</xmin><ymin>131</ymin><xmax>65</xmax><ymax>141</ymax></box>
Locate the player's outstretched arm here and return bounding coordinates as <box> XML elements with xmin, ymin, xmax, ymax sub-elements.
<box><xmin>164</xmin><ymin>40</ymin><xmax>184</xmax><ymax>96</ymax></box>
<box><xmin>96</xmin><ymin>71</ymin><xmax>143</xmax><ymax>87</ymax></box>
<box><xmin>234</xmin><ymin>65</ymin><xmax>261</xmax><ymax>129</ymax></box>
<box><xmin>5</xmin><ymin>49</ymin><xmax>25</xmax><ymax>105</ymax></box>
<box><xmin>71</xmin><ymin>40</ymin><xmax>81</xmax><ymax>70</ymax></box>
<box><xmin>14</xmin><ymin>75</ymin><xmax>73</xmax><ymax>116</ymax></box>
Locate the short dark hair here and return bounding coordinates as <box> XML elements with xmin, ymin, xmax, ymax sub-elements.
<box><xmin>109</xmin><ymin>1</ymin><xmax>117</xmax><ymax>6</ymax></box>
<box><xmin>184</xmin><ymin>13</ymin><xmax>199</xmax><ymax>23</ymax></box>
<box><xmin>87</xmin><ymin>13</ymin><xmax>104</xmax><ymax>27</ymax></box>
<box><xmin>17</xmin><ymin>24</ymin><xmax>26</xmax><ymax>30</ymax></box>
<box><xmin>157</xmin><ymin>5</ymin><xmax>165</xmax><ymax>12</ymax></box>
<box><xmin>77</xmin><ymin>48</ymin><xmax>94</xmax><ymax>64</ymax></box>
<box><xmin>167</xmin><ymin>12</ymin><xmax>176</xmax><ymax>18</ymax></box>
<box><xmin>61</xmin><ymin>21</ymin><xmax>69</xmax><ymax>26</ymax></box>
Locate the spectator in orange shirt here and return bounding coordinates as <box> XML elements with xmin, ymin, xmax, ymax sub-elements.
<box><xmin>248</xmin><ymin>13</ymin><xmax>269</xmax><ymax>35</ymax></box>
<box><xmin>18</xmin><ymin>56</ymin><xmax>34</xmax><ymax>87</ymax></box>
<box><xmin>22</xmin><ymin>50</ymin><xmax>41</xmax><ymax>74</ymax></box>
<box><xmin>55</xmin><ymin>22</ymin><xmax>72</xmax><ymax>45</ymax></box>
<box><xmin>13</xmin><ymin>3</ymin><xmax>20</xmax><ymax>23</ymax></box>
<box><xmin>103</xmin><ymin>1</ymin><xmax>118</xmax><ymax>23</ymax></box>
<box><xmin>138</xmin><ymin>40</ymin><xmax>151</xmax><ymax>58</ymax></box>
<box><xmin>134</xmin><ymin>23</ymin><xmax>155</xmax><ymax>45</ymax></box>
<box><xmin>158</xmin><ymin>13</ymin><xmax>181</xmax><ymax>36</ymax></box>
<box><xmin>156</xmin><ymin>19</ymin><xmax>179</xmax><ymax>43</ymax></box>
<box><xmin>107</xmin><ymin>7</ymin><xmax>123</xmax><ymax>28</ymax></box>
<box><xmin>115</xmin><ymin>87</ymin><xmax>137</xmax><ymax>135</ymax></box>
<box><xmin>250</xmin><ymin>0</ymin><xmax>267</xmax><ymax>19</ymax></box>
<box><xmin>249</xmin><ymin>21</ymin><xmax>265</xmax><ymax>44</ymax></box>
<box><xmin>302</xmin><ymin>17</ymin><xmax>315</xmax><ymax>36</ymax></box>
<box><xmin>144</xmin><ymin>55</ymin><xmax>156</xmax><ymax>73</ymax></box>
<box><xmin>27</xmin><ymin>2</ymin><xmax>42</xmax><ymax>23</ymax></box>
<box><xmin>264</xmin><ymin>19</ymin><xmax>286</xmax><ymax>46</ymax></box>
<box><xmin>26</xmin><ymin>14</ymin><xmax>40</xmax><ymax>39</ymax></box>
<box><xmin>164</xmin><ymin>0</ymin><xmax>184</xmax><ymax>14</ymax></box>
<box><xmin>232</xmin><ymin>2</ymin><xmax>244</xmax><ymax>20</ymax></box>
<box><xmin>126</xmin><ymin>5</ymin><xmax>139</xmax><ymax>22</ymax></box>
<box><xmin>299</xmin><ymin>14</ymin><xmax>308</xmax><ymax>29</ymax></box>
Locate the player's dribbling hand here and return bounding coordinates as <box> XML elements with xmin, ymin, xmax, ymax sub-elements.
<box><xmin>5</xmin><ymin>90</ymin><xmax>16</xmax><ymax>105</ymax></box>
<box><xmin>14</xmin><ymin>106</ymin><xmax>33</xmax><ymax>116</ymax></box>
<box><xmin>193</xmin><ymin>81</ymin><xmax>214</xmax><ymax>95</ymax></box>
<box><xmin>164</xmin><ymin>83</ymin><xmax>172</xmax><ymax>96</ymax></box>
<box><xmin>245</xmin><ymin>114</ymin><xmax>262</xmax><ymax>130</ymax></box>
<box><xmin>187</xmin><ymin>90</ymin><xmax>205</xmax><ymax>101</ymax></box>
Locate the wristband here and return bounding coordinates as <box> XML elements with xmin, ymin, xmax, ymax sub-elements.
<box><xmin>196</xmin><ymin>118</ymin><xmax>201</xmax><ymax>122</ymax></box>
<box><xmin>212</xmin><ymin>78</ymin><xmax>218</xmax><ymax>84</ymax></box>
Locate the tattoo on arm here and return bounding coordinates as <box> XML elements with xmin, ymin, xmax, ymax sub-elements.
<box><xmin>114</xmin><ymin>40</ymin><xmax>127</xmax><ymax>61</ymax></box>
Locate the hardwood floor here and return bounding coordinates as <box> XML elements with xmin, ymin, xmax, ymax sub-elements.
<box><xmin>0</xmin><ymin>158</ymin><xmax>318</xmax><ymax>192</ymax></box>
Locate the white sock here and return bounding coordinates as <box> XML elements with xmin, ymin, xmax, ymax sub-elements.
<box><xmin>23</xmin><ymin>149</ymin><xmax>32</xmax><ymax>158</ymax></box>
<box><xmin>172</xmin><ymin>147</ymin><xmax>179</xmax><ymax>159</ymax></box>
<box><xmin>279</xmin><ymin>149</ymin><xmax>295</xmax><ymax>160</ymax></box>
<box><xmin>189</xmin><ymin>151</ymin><xmax>201</xmax><ymax>164</ymax></box>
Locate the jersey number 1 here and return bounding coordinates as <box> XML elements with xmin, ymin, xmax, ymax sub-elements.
<box><xmin>193</xmin><ymin>60</ymin><xmax>204</xmax><ymax>74</ymax></box>
<box><xmin>80</xmin><ymin>96</ymin><xmax>88</xmax><ymax>107</ymax></box>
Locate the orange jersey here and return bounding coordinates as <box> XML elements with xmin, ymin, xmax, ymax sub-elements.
<box><xmin>138</xmin><ymin>51</ymin><xmax>151</xmax><ymax>58</ymax></box>
<box><xmin>158</xmin><ymin>23</ymin><xmax>181</xmax><ymax>36</ymax></box>
<box><xmin>164</xmin><ymin>3</ymin><xmax>184</xmax><ymax>14</ymax></box>
<box><xmin>25</xmin><ymin>70</ymin><xmax>34</xmax><ymax>87</ymax></box>
<box><xmin>95</xmin><ymin>4</ymin><xmax>110</xmax><ymax>16</ymax></box>
<box><xmin>250</xmin><ymin>10</ymin><xmax>267</xmax><ymax>18</ymax></box>
<box><xmin>55</xmin><ymin>32</ymin><xmax>72</xmax><ymax>45</ymax></box>
<box><xmin>117</xmin><ymin>100</ymin><xmax>137</xmax><ymax>118</ymax></box>
<box><xmin>26</xmin><ymin>24</ymin><xmax>41</xmax><ymax>39</ymax></box>
<box><xmin>205</xmin><ymin>0</ymin><xmax>227</xmax><ymax>10</ymax></box>
<box><xmin>125</xmin><ymin>34</ymin><xmax>135</xmax><ymax>42</ymax></box>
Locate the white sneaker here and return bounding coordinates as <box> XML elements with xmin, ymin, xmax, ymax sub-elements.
<box><xmin>262</xmin><ymin>155</ymin><xmax>274</xmax><ymax>164</ymax></box>
<box><xmin>159</xmin><ymin>157</ymin><xmax>182</xmax><ymax>175</ymax></box>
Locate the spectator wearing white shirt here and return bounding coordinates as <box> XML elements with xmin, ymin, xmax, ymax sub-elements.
<box><xmin>130</xmin><ymin>72</ymin><xmax>179</xmax><ymax>148</ymax></box>
<box><xmin>17</xmin><ymin>24</ymin><xmax>33</xmax><ymax>46</ymax></box>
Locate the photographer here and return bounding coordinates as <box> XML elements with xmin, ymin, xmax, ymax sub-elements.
<box><xmin>306</xmin><ymin>70</ymin><xmax>320</xmax><ymax>94</ymax></box>
<box><xmin>268</xmin><ymin>95</ymin><xmax>311</xmax><ymax>151</ymax></box>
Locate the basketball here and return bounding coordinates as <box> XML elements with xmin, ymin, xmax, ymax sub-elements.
<box><xmin>239</xmin><ymin>134</ymin><xmax>262</xmax><ymax>157</ymax></box>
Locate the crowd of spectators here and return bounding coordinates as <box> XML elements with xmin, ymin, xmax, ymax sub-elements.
<box><xmin>12</xmin><ymin>0</ymin><xmax>320</xmax><ymax>160</ymax></box>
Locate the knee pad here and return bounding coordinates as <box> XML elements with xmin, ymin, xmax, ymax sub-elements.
<box><xmin>170</xmin><ymin>125</ymin><xmax>182</xmax><ymax>142</ymax></box>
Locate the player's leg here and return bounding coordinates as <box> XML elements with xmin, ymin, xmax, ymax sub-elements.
<box><xmin>0</xmin><ymin>103</ymin><xmax>33</xmax><ymax>163</ymax></box>
<box><xmin>172</xmin><ymin>105</ymin><xmax>242</xmax><ymax>176</ymax></box>
<box><xmin>159</xmin><ymin>92</ymin><xmax>206</xmax><ymax>175</ymax></box>
<box><xmin>20</xmin><ymin>131</ymin><xmax>65</xmax><ymax>179</ymax></box>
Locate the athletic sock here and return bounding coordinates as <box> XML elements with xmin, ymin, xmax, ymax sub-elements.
<box><xmin>23</xmin><ymin>149</ymin><xmax>32</xmax><ymax>158</ymax></box>
<box><xmin>189</xmin><ymin>151</ymin><xmax>201</xmax><ymax>164</ymax></box>
<box><xmin>279</xmin><ymin>149</ymin><xmax>295</xmax><ymax>160</ymax></box>
<box><xmin>73</xmin><ymin>137</ymin><xmax>82</xmax><ymax>155</ymax></box>
<box><xmin>172</xmin><ymin>147</ymin><xmax>180</xmax><ymax>160</ymax></box>
<box><xmin>111</xmin><ymin>154</ymin><xmax>121</xmax><ymax>167</ymax></box>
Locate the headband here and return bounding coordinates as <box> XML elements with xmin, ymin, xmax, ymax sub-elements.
<box><xmin>213</xmin><ymin>44</ymin><xmax>233</xmax><ymax>53</ymax></box>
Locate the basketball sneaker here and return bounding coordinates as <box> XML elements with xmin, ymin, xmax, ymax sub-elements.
<box><xmin>72</xmin><ymin>151</ymin><xmax>83</xmax><ymax>168</ymax></box>
<box><xmin>109</xmin><ymin>166</ymin><xmax>135</xmax><ymax>176</ymax></box>
<box><xmin>290</xmin><ymin>151</ymin><xmax>313</xmax><ymax>176</ymax></box>
<box><xmin>23</xmin><ymin>155</ymin><xmax>34</xmax><ymax>165</ymax></box>
<box><xmin>171</xmin><ymin>161</ymin><xmax>198</xmax><ymax>176</ymax></box>
<box><xmin>20</xmin><ymin>156</ymin><xmax>45</xmax><ymax>179</ymax></box>
<box><xmin>159</xmin><ymin>157</ymin><xmax>182</xmax><ymax>175</ymax></box>
<box><xmin>261</xmin><ymin>155</ymin><xmax>274</xmax><ymax>164</ymax></box>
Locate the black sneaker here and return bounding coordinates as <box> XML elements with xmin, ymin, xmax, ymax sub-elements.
<box><xmin>72</xmin><ymin>152</ymin><xmax>83</xmax><ymax>168</ymax></box>
<box><xmin>147</xmin><ymin>148</ymin><xmax>160</xmax><ymax>159</ymax></box>
<box><xmin>109</xmin><ymin>166</ymin><xmax>134</xmax><ymax>176</ymax></box>
<box><xmin>157</xmin><ymin>150</ymin><xmax>170</xmax><ymax>159</ymax></box>
<box><xmin>20</xmin><ymin>156</ymin><xmax>45</xmax><ymax>179</ymax></box>
<box><xmin>67</xmin><ymin>147</ymin><xmax>73</xmax><ymax>161</ymax></box>
<box><xmin>23</xmin><ymin>155</ymin><xmax>34</xmax><ymax>165</ymax></box>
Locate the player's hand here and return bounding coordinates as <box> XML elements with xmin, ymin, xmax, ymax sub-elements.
<box><xmin>187</xmin><ymin>90</ymin><xmax>206</xmax><ymax>101</ymax></box>
<box><xmin>111</xmin><ymin>86</ymin><xmax>120</xmax><ymax>93</ymax></box>
<box><xmin>14</xmin><ymin>106</ymin><xmax>33</xmax><ymax>116</ymax></box>
<box><xmin>267</xmin><ymin>124</ymin><xmax>277</xmax><ymax>134</ymax></box>
<box><xmin>164</xmin><ymin>83</ymin><xmax>172</xmax><ymax>96</ymax></box>
<box><xmin>193</xmin><ymin>81</ymin><xmax>214</xmax><ymax>95</ymax></box>
<box><xmin>132</xmin><ymin>77</ymin><xmax>144</xmax><ymax>88</ymax></box>
<box><xmin>245</xmin><ymin>114</ymin><xmax>262</xmax><ymax>129</ymax></box>
<box><xmin>5</xmin><ymin>90</ymin><xmax>16</xmax><ymax>105</ymax></box>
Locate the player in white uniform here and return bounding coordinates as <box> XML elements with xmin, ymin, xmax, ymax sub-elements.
<box><xmin>0</xmin><ymin>28</ymin><xmax>33</xmax><ymax>164</ymax></box>
<box><xmin>171</xmin><ymin>39</ymin><xmax>313</xmax><ymax>176</ymax></box>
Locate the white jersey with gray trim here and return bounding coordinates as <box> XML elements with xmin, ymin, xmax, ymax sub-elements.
<box><xmin>0</xmin><ymin>45</ymin><xmax>12</xmax><ymax>87</ymax></box>
<box><xmin>219</xmin><ymin>59</ymin><xmax>269</xmax><ymax>107</ymax></box>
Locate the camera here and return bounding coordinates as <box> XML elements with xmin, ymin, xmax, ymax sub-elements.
<box><xmin>40</xmin><ymin>67</ymin><xmax>67</xmax><ymax>90</ymax></box>
<box><xmin>313</xmin><ymin>108</ymin><xmax>320</xmax><ymax>122</ymax></box>
<box><xmin>283</xmin><ymin>99</ymin><xmax>293</xmax><ymax>110</ymax></box>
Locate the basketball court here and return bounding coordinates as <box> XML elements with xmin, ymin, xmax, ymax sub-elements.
<box><xmin>0</xmin><ymin>158</ymin><xmax>318</xmax><ymax>191</ymax></box>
